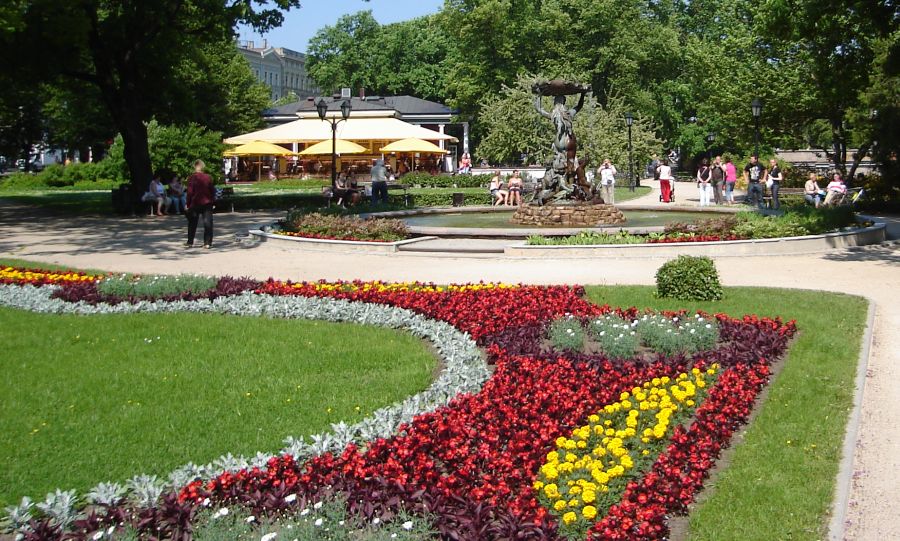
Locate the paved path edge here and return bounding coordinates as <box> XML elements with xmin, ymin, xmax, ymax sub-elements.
<box><xmin>828</xmin><ymin>297</ymin><xmax>876</xmax><ymax>541</ymax></box>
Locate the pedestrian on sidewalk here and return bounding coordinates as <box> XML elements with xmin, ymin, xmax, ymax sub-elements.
<box><xmin>597</xmin><ymin>158</ymin><xmax>617</xmax><ymax>205</ymax></box>
<box><xmin>743</xmin><ymin>155</ymin><xmax>766</xmax><ymax>208</ymax></box>
<box><xmin>185</xmin><ymin>159</ymin><xmax>215</xmax><ymax>249</ymax></box>
<box><xmin>724</xmin><ymin>155</ymin><xmax>737</xmax><ymax>204</ymax></box>
<box><xmin>657</xmin><ymin>159</ymin><xmax>673</xmax><ymax>203</ymax></box>
<box><xmin>710</xmin><ymin>155</ymin><xmax>725</xmax><ymax>205</ymax></box>
<box><xmin>696</xmin><ymin>158</ymin><xmax>712</xmax><ymax>207</ymax></box>
<box><xmin>767</xmin><ymin>158</ymin><xmax>783</xmax><ymax>210</ymax></box>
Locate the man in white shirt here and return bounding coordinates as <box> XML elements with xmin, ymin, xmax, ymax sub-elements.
<box><xmin>597</xmin><ymin>158</ymin><xmax>617</xmax><ymax>204</ymax></box>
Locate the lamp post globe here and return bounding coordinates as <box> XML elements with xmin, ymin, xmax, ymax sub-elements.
<box><xmin>751</xmin><ymin>98</ymin><xmax>763</xmax><ymax>157</ymax></box>
<box><xmin>315</xmin><ymin>97</ymin><xmax>352</xmax><ymax>189</ymax></box>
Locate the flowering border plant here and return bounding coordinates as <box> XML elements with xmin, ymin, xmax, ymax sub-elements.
<box><xmin>0</xmin><ymin>267</ymin><xmax>797</xmax><ymax>541</ymax></box>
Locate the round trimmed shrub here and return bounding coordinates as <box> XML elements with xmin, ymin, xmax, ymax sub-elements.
<box><xmin>655</xmin><ymin>255</ymin><xmax>723</xmax><ymax>301</ymax></box>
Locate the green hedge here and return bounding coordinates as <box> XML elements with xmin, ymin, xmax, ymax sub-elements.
<box><xmin>399</xmin><ymin>172</ymin><xmax>492</xmax><ymax>188</ymax></box>
<box><xmin>389</xmin><ymin>191</ymin><xmax>493</xmax><ymax>207</ymax></box>
<box><xmin>0</xmin><ymin>163</ymin><xmax>125</xmax><ymax>191</ymax></box>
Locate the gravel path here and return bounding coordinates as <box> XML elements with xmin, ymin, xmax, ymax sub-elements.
<box><xmin>1</xmin><ymin>198</ymin><xmax>897</xmax><ymax>539</ymax></box>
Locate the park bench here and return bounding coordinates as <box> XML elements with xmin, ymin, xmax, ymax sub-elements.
<box><xmin>762</xmin><ymin>187</ymin><xmax>805</xmax><ymax>207</ymax></box>
<box><xmin>215</xmin><ymin>186</ymin><xmax>235</xmax><ymax>213</ymax></box>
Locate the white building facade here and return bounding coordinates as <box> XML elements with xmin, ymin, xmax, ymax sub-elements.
<box><xmin>237</xmin><ymin>40</ymin><xmax>320</xmax><ymax>101</ymax></box>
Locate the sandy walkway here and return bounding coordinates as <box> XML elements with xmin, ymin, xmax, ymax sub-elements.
<box><xmin>0</xmin><ymin>198</ymin><xmax>897</xmax><ymax>539</ymax></box>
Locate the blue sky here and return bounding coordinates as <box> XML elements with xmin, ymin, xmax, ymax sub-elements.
<box><xmin>236</xmin><ymin>0</ymin><xmax>444</xmax><ymax>53</ymax></box>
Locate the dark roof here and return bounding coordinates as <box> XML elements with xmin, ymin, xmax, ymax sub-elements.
<box><xmin>264</xmin><ymin>95</ymin><xmax>454</xmax><ymax>118</ymax></box>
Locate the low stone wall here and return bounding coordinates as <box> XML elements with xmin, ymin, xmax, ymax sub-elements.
<box><xmin>512</xmin><ymin>203</ymin><xmax>626</xmax><ymax>226</ymax></box>
<box><xmin>505</xmin><ymin>222</ymin><xmax>887</xmax><ymax>258</ymax></box>
<box><xmin>248</xmin><ymin>230</ymin><xmax>437</xmax><ymax>253</ymax></box>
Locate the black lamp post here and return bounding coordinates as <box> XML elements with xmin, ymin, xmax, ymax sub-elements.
<box><xmin>316</xmin><ymin>98</ymin><xmax>352</xmax><ymax>188</ymax></box>
<box><xmin>751</xmin><ymin>98</ymin><xmax>763</xmax><ymax>157</ymax></box>
<box><xmin>706</xmin><ymin>131</ymin><xmax>716</xmax><ymax>159</ymax></box>
<box><xmin>625</xmin><ymin>112</ymin><xmax>635</xmax><ymax>191</ymax></box>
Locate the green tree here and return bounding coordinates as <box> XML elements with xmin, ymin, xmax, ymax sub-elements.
<box><xmin>477</xmin><ymin>75</ymin><xmax>661</xmax><ymax>169</ymax></box>
<box><xmin>307</xmin><ymin>11</ymin><xmax>381</xmax><ymax>94</ymax></box>
<box><xmin>1</xmin><ymin>0</ymin><xmax>300</xmax><ymax>195</ymax></box>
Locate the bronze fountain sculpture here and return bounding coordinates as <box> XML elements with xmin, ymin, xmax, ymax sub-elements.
<box><xmin>512</xmin><ymin>79</ymin><xmax>626</xmax><ymax>226</ymax></box>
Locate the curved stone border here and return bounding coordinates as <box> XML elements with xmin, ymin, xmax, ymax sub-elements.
<box><xmin>367</xmin><ymin>205</ymin><xmax>738</xmax><ymax>238</ymax></box>
<box><xmin>249</xmin><ymin>229</ymin><xmax>438</xmax><ymax>252</ymax></box>
<box><xmin>828</xmin><ymin>298</ymin><xmax>876</xmax><ymax>541</ymax></box>
<box><xmin>505</xmin><ymin>221</ymin><xmax>887</xmax><ymax>258</ymax></box>
<box><xmin>0</xmin><ymin>285</ymin><xmax>489</xmax><ymax>521</ymax></box>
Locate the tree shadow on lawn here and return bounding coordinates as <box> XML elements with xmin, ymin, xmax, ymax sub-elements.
<box><xmin>0</xmin><ymin>202</ymin><xmax>283</xmax><ymax>260</ymax></box>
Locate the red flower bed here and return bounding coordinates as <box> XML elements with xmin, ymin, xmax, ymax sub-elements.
<box><xmin>179</xmin><ymin>285</ymin><xmax>796</xmax><ymax>540</ymax></box>
<box><xmin>5</xmin><ymin>273</ymin><xmax>797</xmax><ymax>540</ymax></box>
<box><xmin>647</xmin><ymin>234</ymin><xmax>747</xmax><ymax>243</ymax></box>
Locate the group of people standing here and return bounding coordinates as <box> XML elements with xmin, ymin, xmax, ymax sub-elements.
<box><xmin>692</xmin><ymin>156</ymin><xmax>743</xmax><ymax>207</ymax></box>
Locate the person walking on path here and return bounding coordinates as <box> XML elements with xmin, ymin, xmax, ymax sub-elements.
<box><xmin>370</xmin><ymin>159</ymin><xmax>389</xmax><ymax>206</ymax></box>
<box><xmin>696</xmin><ymin>158</ymin><xmax>713</xmax><ymax>207</ymax></box>
<box><xmin>185</xmin><ymin>159</ymin><xmax>215</xmax><ymax>249</ymax></box>
<box><xmin>598</xmin><ymin>158</ymin><xmax>617</xmax><ymax>205</ymax></box>
<box><xmin>710</xmin><ymin>156</ymin><xmax>725</xmax><ymax>205</ymax></box>
<box><xmin>657</xmin><ymin>159</ymin><xmax>674</xmax><ymax>202</ymax></box>
<box><xmin>724</xmin><ymin>156</ymin><xmax>738</xmax><ymax>205</ymax></box>
<box><xmin>767</xmin><ymin>158</ymin><xmax>783</xmax><ymax>209</ymax></box>
<box><xmin>743</xmin><ymin>155</ymin><xmax>766</xmax><ymax>208</ymax></box>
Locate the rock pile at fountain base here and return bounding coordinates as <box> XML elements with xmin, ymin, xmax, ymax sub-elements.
<box><xmin>512</xmin><ymin>202</ymin><xmax>626</xmax><ymax>227</ymax></box>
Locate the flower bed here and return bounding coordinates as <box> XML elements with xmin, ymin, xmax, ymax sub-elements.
<box><xmin>0</xmin><ymin>265</ymin><xmax>100</xmax><ymax>286</ymax></box>
<box><xmin>279</xmin><ymin>212</ymin><xmax>410</xmax><ymax>242</ymax></box>
<box><xmin>0</xmin><ymin>267</ymin><xmax>796</xmax><ymax>541</ymax></box>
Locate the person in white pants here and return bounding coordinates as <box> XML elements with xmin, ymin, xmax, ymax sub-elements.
<box><xmin>597</xmin><ymin>158</ymin><xmax>617</xmax><ymax>204</ymax></box>
<box><xmin>696</xmin><ymin>158</ymin><xmax>712</xmax><ymax>206</ymax></box>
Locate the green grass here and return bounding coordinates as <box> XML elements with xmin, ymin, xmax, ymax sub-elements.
<box><xmin>583</xmin><ymin>286</ymin><xmax>867</xmax><ymax>541</ymax></box>
<box><xmin>0</xmin><ymin>308</ymin><xmax>436</xmax><ymax>507</ymax></box>
<box><xmin>0</xmin><ymin>191</ymin><xmax>113</xmax><ymax>214</ymax></box>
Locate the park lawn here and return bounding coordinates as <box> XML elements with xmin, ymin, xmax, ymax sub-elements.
<box><xmin>0</xmin><ymin>307</ymin><xmax>437</xmax><ymax>508</ymax></box>
<box><xmin>583</xmin><ymin>286</ymin><xmax>867</xmax><ymax>541</ymax></box>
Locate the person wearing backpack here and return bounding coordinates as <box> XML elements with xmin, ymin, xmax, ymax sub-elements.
<box><xmin>696</xmin><ymin>158</ymin><xmax>712</xmax><ymax>207</ymax></box>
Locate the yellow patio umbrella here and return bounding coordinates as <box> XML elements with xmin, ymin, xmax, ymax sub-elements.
<box><xmin>299</xmin><ymin>139</ymin><xmax>367</xmax><ymax>155</ymax></box>
<box><xmin>224</xmin><ymin>141</ymin><xmax>296</xmax><ymax>180</ymax></box>
<box><xmin>380</xmin><ymin>138</ymin><xmax>449</xmax><ymax>154</ymax></box>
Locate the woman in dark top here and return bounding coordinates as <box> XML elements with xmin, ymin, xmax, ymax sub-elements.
<box><xmin>767</xmin><ymin>158</ymin><xmax>783</xmax><ymax>210</ymax></box>
<box><xmin>185</xmin><ymin>159</ymin><xmax>215</xmax><ymax>248</ymax></box>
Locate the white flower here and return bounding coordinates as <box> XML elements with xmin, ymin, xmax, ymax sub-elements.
<box><xmin>673</xmin><ymin>317</ymin><xmax>679</xmax><ymax>322</ymax></box>
<box><xmin>313</xmin><ymin>501</ymin><xmax>323</xmax><ymax>510</ymax></box>
<box><xmin>338</xmin><ymin>520</ymin><xmax>345</xmax><ymax>526</ymax></box>
<box><xmin>261</xmin><ymin>533</ymin><xmax>278</xmax><ymax>541</ymax></box>
<box><xmin>391</xmin><ymin>535</ymin><xmax>397</xmax><ymax>539</ymax></box>
<box><xmin>92</xmin><ymin>532</ymin><xmax>103</xmax><ymax>541</ymax></box>
<box><xmin>314</xmin><ymin>518</ymin><xmax>323</xmax><ymax>527</ymax></box>
<box><xmin>372</xmin><ymin>517</ymin><xmax>381</xmax><ymax>525</ymax></box>
<box><xmin>201</xmin><ymin>497</ymin><xmax>211</xmax><ymax>507</ymax></box>
<box><xmin>690</xmin><ymin>329</ymin><xmax>696</xmax><ymax>334</ymax></box>
<box><xmin>106</xmin><ymin>526</ymin><xmax>115</xmax><ymax>535</ymax></box>
<box><xmin>213</xmin><ymin>507</ymin><xmax>229</xmax><ymax>518</ymax></box>
<box><xmin>402</xmin><ymin>520</ymin><xmax>414</xmax><ymax>530</ymax></box>
<box><xmin>284</xmin><ymin>494</ymin><xmax>297</xmax><ymax>503</ymax></box>
<box><xmin>246</xmin><ymin>515</ymin><xmax>256</xmax><ymax>523</ymax></box>
<box><xmin>599</xmin><ymin>331</ymin><xmax>605</xmax><ymax>336</ymax></box>
<box><xmin>705</xmin><ymin>324</ymin><xmax>712</xmax><ymax>329</ymax></box>
<box><xmin>300</xmin><ymin>508</ymin><xmax>310</xmax><ymax>516</ymax></box>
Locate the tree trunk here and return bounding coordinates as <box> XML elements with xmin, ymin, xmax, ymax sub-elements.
<box><xmin>831</xmin><ymin>117</ymin><xmax>847</xmax><ymax>175</ymax></box>
<box><xmin>847</xmin><ymin>143</ymin><xmax>871</xmax><ymax>185</ymax></box>
<box><xmin>118</xmin><ymin>112</ymin><xmax>153</xmax><ymax>200</ymax></box>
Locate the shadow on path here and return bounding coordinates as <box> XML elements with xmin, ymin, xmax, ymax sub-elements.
<box><xmin>0</xmin><ymin>201</ymin><xmax>280</xmax><ymax>260</ymax></box>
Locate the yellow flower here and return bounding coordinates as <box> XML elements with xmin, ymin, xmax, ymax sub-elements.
<box><xmin>562</xmin><ymin>511</ymin><xmax>577</xmax><ymax>525</ymax></box>
<box><xmin>582</xmin><ymin>505</ymin><xmax>598</xmax><ymax>520</ymax></box>
<box><xmin>554</xmin><ymin>500</ymin><xmax>567</xmax><ymax>511</ymax></box>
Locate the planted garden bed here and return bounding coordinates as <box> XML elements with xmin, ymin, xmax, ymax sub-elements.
<box><xmin>0</xmin><ymin>266</ymin><xmax>806</xmax><ymax>540</ymax></box>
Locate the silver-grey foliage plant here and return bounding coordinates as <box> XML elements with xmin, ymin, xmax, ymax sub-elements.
<box><xmin>0</xmin><ymin>284</ymin><xmax>489</xmax><ymax>531</ymax></box>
